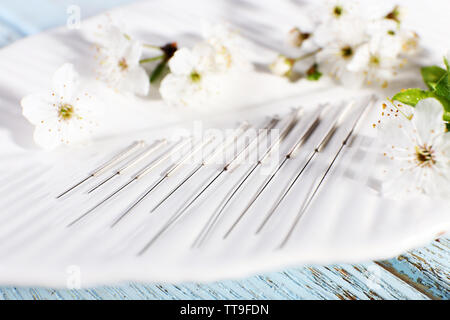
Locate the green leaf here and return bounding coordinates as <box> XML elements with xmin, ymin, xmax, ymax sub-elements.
<box><xmin>420</xmin><ymin>66</ymin><xmax>447</xmax><ymax>90</ymax></box>
<box><xmin>435</xmin><ymin>72</ymin><xmax>450</xmax><ymax>100</ymax></box>
<box><xmin>430</xmin><ymin>93</ymin><xmax>450</xmax><ymax>111</ymax></box>
<box><xmin>150</xmin><ymin>60</ymin><xmax>168</xmax><ymax>83</ymax></box>
<box><xmin>444</xmin><ymin>113</ymin><xmax>450</xmax><ymax>123</ymax></box>
<box><xmin>444</xmin><ymin>56</ymin><xmax>449</xmax><ymax>71</ymax></box>
<box><xmin>429</xmin><ymin>94</ymin><xmax>450</xmax><ymax>123</ymax></box>
<box><xmin>391</xmin><ymin>88</ymin><xmax>433</xmax><ymax>106</ymax></box>
<box><xmin>392</xmin><ymin>89</ymin><xmax>450</xmax><ymax>125</ymax></box>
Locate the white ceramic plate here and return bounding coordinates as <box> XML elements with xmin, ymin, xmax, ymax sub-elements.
<box><xmin>0</xmin><ymin>0</ymin><xmax>449</xmax><ymax>287</ymax></box>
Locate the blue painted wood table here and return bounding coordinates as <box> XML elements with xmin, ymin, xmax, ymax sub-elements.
<box><xmin>0</xmin><ymin>0</ymin><xmax>448</xmax><ymax>300</ymax></box>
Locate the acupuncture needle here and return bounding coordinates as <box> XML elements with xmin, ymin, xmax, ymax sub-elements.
<box><xmin>110</xmin><ymin>136</ymin><xmax>216</xmax><ymax>227</ymax></box>
<box><xmin>87</xmin><ymin>139</ymin><xmax>167</xmax><ymax>194</ymax></box>
<box><xmin>56</xmin><ymin>140</ymin><xmax>145</xmax><ymax>199</ymax></box>
<box><xmin>67</xmin><ymin>138</ymin><xmax>191</xmax><ymax>227</ymax></box>
<box><xmin>192</xmin><ymin>108</ymin><xmax>303</xmax><ymax>247</ymax></box>
<box><xmin>168</xmin><ymin>117</ymin><xmax>280</xmax><ymax>221</ymax></box>
<box><xmin>223</xmin><ymin>107</ymin><xmax>324</xmax><ymax>238</ymax></box>
<box><xmin>255</xmin><ymin>101</ymin><xmax>355</xmax><ymax>234</ymax></box>
<box><xmin>279</xmin><ymin>96</ymin><xmax>375</xmax><ymax>248</ymax></box>
<box><xmin>137</xmin><ymin>117</ymin><xmax>280</xmax><ymax>255</ymax></box>
<box><xmin>150</xmin><ymin>122</ymin><xmax>252</xmax><ymax>213</ymax></box>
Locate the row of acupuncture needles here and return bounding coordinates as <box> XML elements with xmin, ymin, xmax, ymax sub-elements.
<box><xmin>56</xmin><ymin>96</ymin><xmax>375</xmax><ymax>255</ymax></box>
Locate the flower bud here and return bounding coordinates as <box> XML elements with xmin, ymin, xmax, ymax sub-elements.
<box><xmin>287</xmin><ymin>27</ymin><xmax>310</xmax><ymax>48</ymax></box>
<box><xmin>269</xmin><ymin>55</ymin><xmax>295</xmax><ymax>77</ymax></box>
<box><xmin>161</xmin><ymin>42</ymin><xmax>178</xmax><ymax>60</ymax></box>
<box><xmin>306</xmin><ymin>63</ymin><xmax>322</xmax><ymax>81</ymax></box>
<box><xmin>385</xmin><ymin>5</ymin><xmax>403</xmax><ymax>23</ymax></box>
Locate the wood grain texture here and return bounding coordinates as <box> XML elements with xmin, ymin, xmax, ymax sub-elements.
<box><xmin>0</xmin><ymin>262</ymin><xmax>430</xmax><ymax>300</ymax></box>
<box><xmin>377</xmin><ymin>238</ymin><xmax>450</xmax><ymax>300</ymax></box>
<box><xmin>0</xmin><ymin>1</ymin><xmax>448</xmax><ymax>300</ymax></box>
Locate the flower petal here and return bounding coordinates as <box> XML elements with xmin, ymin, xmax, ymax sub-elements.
<box><xmin>168</xmin><ymin>48</ymin><xmax>195</xmax><ymax>75</ymax></box>
<box><xmin>412</xmin><ymin>98</ymin><xmax>446</xmax><ymax>144</ymax></box>
<box><xmin>160</xmin><ymin>74</ymin><xmax>188</xmax><ymax>106</ymax></box>
<box><xmin>120</xmin><ymin>66</ymin><xmax>150</xmax><ymax>96</ymax></box>
<box><xmin>62</xmin><ymin>119</ymin><xmax>93</xmax><ymax>146</ymax></box>
<box><xmin>33</xmin><ymin>121</ymin><xmax>62</xmax><ymax>150</ymax></box>
<box><xmin>123</xmin><ymin>40</ymin><xmax>143</xmax><ymax>67</ymax></box>
<box><xmin>376</xmin><ymin>102</ymin><xmax>416</xmax><ymax>149</ymax></box>
<box><xmin>191</xmin><ymin>43</ymin><xmax>216</xmax><ymax>72</ymax></box>
<box><xmin>51</xmin><ymin>63</ymin><xmax>79</xmax><ymax>99</ymax></box>
<box><xmin>347</xmin><ymin>44</ymin><xmax>370</xmax><ymax>72</ymax></box>
<box><xmin>21</xmin><ymin>93</ymin><xmax>57</xmax><ymax>125</ymax></box>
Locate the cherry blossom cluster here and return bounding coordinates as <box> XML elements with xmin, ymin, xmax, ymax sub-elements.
<box><xmin>270</xmin><ymin>2</ymin><xmax>419</xmax><ymax>88</ymax></box>
<box><xmin>20</xmin><ymin>18</ymin><xmax>251</xmax><ymax>149</ymax></box>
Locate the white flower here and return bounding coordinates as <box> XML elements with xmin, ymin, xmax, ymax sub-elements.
<box><xmin>375</xmin><ymin>6</ymin><xmax>418</xmax><ymax>56</ymax></box>
<box><xmin>375</xmin><ymin>98</ymin><xmax>450</xmax><ymax>198</ymax></box>
<box><xmin>159</xmin><ymin>44</ymin><xmax>218</xmax><ymax>107</ymax></box>
<box><xmin>95</xmin><ymin>19</ymin><xmax>149</xmax><ymax>96</ymax></box>
<box><xmin>347</xmin><ymin>33</ymin><xmax>402</xmax><ymax>87</ymax></box>
<box><xmin>367</xmin><ymin>19</ymin><xmax>418</xmax><ymax>57</ymax></box>
<box><xmin>269</xmin><ymin>55</ymin><xmax>294</xmax><ymax>77</ymax></box>
<box><xmin>314</xmin><ymin>17</ymin><xmax>367</xmax><ymax>84</ymax></box>
<box><xmin>203</xmin><ymin>23</ymin><xmax>252</xmax><ymax>72</ymax></box>
<box><xmin>320</xmin><ymin>0</ymin><xmax>359</xmax><ymax>21</ymax></box>
<box><xmin>21</xmin><ymin>64</ymin><xmax>102</xmax><ymax>150</ymax></box>
<box><xmin>367</xmin><ymin>19</ymin><xmax>401</xmax><ymax>53</ymax></box>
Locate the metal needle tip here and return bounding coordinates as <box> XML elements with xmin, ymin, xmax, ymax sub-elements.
<box><xmin>138</xmin><ymin>118</ymin><xmax>279</xmax><ymax>253</ymax></box>
<box><xmin>223</xmin><ymin>107</ymin><xmax>325</xmax><ymax>238</ymax></box>
<box><xmin>56</xmin><ymin>175</ymin><xmax>93</xmax><ymax>199</ymax></box>
<box><xmin>149</xmin><ymin>122</ymin><xmax>253</xmax><ymax>213</ymax></box>
<box><xmin>278</xmin><ymin>96</ymin><xmax>376</xmax><ymax>247</ymax></box>
<box><xmin>111</xmin><ymin>136</ymin><xmax>215</xmax><ymax>227</ymax></box>
<box><xmin>56</xmin><ymin>140</ymin><xmax>144</xmax><ymax>199</ymax></box>
<box><xmin>194</xmin><ymin>108</ymin><xmax>303</xmax><ymax>247</ymax></box>
<box><xmin>86</xmin><ymin>173</ymin><xmax>117</xmax><ymax>194</ymax></box>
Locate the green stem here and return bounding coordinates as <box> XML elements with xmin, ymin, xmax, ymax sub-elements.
<box><xmin>143</xmin><ymin>43</ymin><xmax>162</xmax><ymax>50</ymax></box>
<box><xmin>294</xmin><ymin>48</ymin><xmax>322</xmax><ymax>62</ymax></box>
<box><xmin>150</xmin><ymin>60</ymin><xmax>168</xmax><ymax>83</ymax></box>
<box><xmin>139</xmin><ymin>55</ymin><xmax>164</xmax><ymax>64</ymax></box>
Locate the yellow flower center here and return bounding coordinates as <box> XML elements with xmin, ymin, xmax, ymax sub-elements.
<box><xmin>118</xmin><ymin>58</ymin><xmax>128</xmax><ymax>71</ymax></box>
<box><xmin>415</xmin><ymin>145</ymin><xmax>436</xmax><ymax>167</ymax></box>
<box><xmin>370</xmin><ymin>55</ymin><xmax>380</xmax><ymax>66</ymax></box>
<box><xmin>190</xmin><ymin>70</ymin><xmax>201</xmax><ymax>83</ymax></box>
<box><xmin>333</xmin><ymin>6</ymin><xmax>343</xmax><ymax>17</ymax></box>
<box><xmin>59</xmin><ymin>104</ymin><xmax>75</xmax><ymax>120</ymax></box>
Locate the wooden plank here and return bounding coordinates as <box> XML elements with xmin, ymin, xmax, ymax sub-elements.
<box><xmin>0</xmin><ymin>260</ymin><xmax>430</xmax><ymax>300</ymax></box>
<box><xmin>377</xmin><ymin>238</ymin><xmax>450</xmax><ymax>300</ymax></box>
